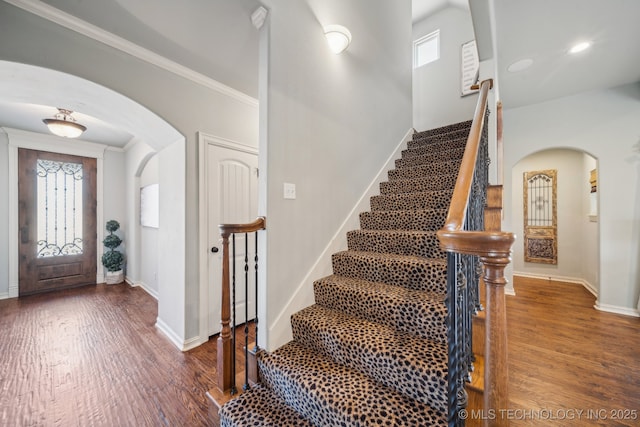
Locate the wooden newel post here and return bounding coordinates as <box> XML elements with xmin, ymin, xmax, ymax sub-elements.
<box><xmin>481</xmin><ymin>254</ymin><xmax>511</xmax><ymax>427</ymax></box>
<box><xmin>217</xmin><ymin>232</ymin><xmax>233</xmax><ymax>393</ymax></box>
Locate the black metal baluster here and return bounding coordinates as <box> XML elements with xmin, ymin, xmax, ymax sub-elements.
<box><xmin>243</xmin><ymin>233</ymin><xmax>250</xmax><ymax>391</ymax></box>
<box><xmin>254</xmin><ymin>232</ymin><xmax>259</xmax><ymax>352</ymax></box>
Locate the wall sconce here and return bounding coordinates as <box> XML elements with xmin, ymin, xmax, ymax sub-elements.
<box><xmin>324</xmin><ymin>25</ymin><xmax>352</xmax><ymax>54</ymax></box>
<box><xmin>43</xmin><ymin>108</ymin><xmax>87</xmax><ymax>138</ymax></box>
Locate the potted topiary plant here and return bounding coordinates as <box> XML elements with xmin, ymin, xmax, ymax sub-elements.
<box><xmin>102</xmin><ymin>220</ymin><xmax>124</xmax><ymax>284</ymax></box>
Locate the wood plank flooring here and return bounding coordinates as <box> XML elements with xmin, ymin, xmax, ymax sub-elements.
<box><xmin>1</xmin><ymin>277</ymin><xmax>638</xmax><ymax>426</ymax></box>
<box><xmin>507</xmin><ymin>276</ymin><xmax>640</xmax><ymax>427</ymax></box>
<box><xmin>0</xmin><ymin>283</ymin><xmax>219</xmax><ymax>426</ymax></box>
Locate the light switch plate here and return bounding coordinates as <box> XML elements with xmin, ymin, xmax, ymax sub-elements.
<box><xmin>283</xmin><ymin>182</ymin><xmax>296</xmax><ymax>199</ymax></box>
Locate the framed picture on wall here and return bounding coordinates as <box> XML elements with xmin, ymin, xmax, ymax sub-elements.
<box><xmin>461</xmin><ymin>39</ymin><xmax>479</xmax><ymax>97</ymax></box>
<box><xmin>140</xmin><ymin>183</ymin><xmax>159</xmax><ymax>228</ymax></box>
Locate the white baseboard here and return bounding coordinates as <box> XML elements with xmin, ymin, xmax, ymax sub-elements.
<box><xmin>155</xmin><ymin>316</ymin><xmax>208</xmax><ymax>352</ymax></box>
<box><xmin>266</xmin><ymin>128</ymin><xmax>414</xmax><ymax>351</ymax></box>
<box><xmin>0</xmin><ymin>292</ymin><xmax>9</xmax><ymax>300</ymax></box>
<box><xmin>513</xmin><ymin>271</ymin><xmax>598</xmax><ymax>297</ymax></box>
<box><xmin>595</xmin><ymin>302</ymin><xmax>640</xmax><ymax>318</ymax></box>
<box><xmin>126</xmin><ymin>277</ymin><xmax>159</xmax><ymax>300</ymax></box>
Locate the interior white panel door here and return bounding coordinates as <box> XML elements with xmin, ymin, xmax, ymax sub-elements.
<box><xmin>207</xmin><ymin>143</ymin><xmax>258</xmax><ymax>336</ymax></box>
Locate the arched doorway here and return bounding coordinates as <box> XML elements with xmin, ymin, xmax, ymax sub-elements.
<box><xmin>0</xmin><ymin>61</ymin><xmax>184</xmax><ymax>334</ymax></box>
<box><xmin>510</xmin><ymin>148</ymin><xmax>599</xmax><ymax>296</ymax></box>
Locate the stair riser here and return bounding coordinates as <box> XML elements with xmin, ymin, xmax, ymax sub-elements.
<box><xmin>380</xmin><ymin>175</ymin><xmax>457</xmax><ymax>194</ymax></box>
<box><xmin>359</xmin><ymin>210</ymin><xmax>447</xmax><ymax>231</ymax></box>
<box><xmin>413</xmin><ymin>120</ymin><xmax>472</xmax><ymax>139</ymax></box>
<box><xmin>405</xmin><ymin>137</ymin><xmax>467</xmax><ymax>155</ymax></box>
<box><xmin>258</xmin><ymin>343</ymin><xmax>447</xmax><ymax>426</ymax></box>
<box><xmin>331</xmin><ymin>252</ymin><xmax>447</xmax><ymax>293</ymax></box>
<box><xmin>389</xmin><ymin>161</ymin><xmax>460</xmax><ymax>180</ymax></box>
<box><xmin>347</xmin><ymin>230</ymin><xmax>445</xmax><ymax>259</ymax></box>
<box><xmin>396</xmin><ymin>147</ymin><xmax>465</xmax><ymax>167</ymax></box>
<box><xmin>314</xmin><ymin>278</ymin><xmax>448</xmax><ymax>343</ymax></box>
<box><xmin>410</xmin><ymin>128</ymin><xmax>470</xmax><ymax>147</ymax></box>
<box><xmin>290</xmin><ymin>307</ymin><xmax>448</xmax><ymax>411</ymax></box>
<box><xmin>371</xmin><ymin>191</ymin><xmax>453</xmax><ymax>211</ymax></box>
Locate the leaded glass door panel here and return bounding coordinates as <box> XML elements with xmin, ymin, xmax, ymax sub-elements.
<box><xmin>18</xmin><ymin>149</ymin><xmax>97</xmax><ymax>295</ymax></box>
<box><xmin>523</xmin><ymin>169</ymin><xmax>557</xmax><ymax>264</ymax></box>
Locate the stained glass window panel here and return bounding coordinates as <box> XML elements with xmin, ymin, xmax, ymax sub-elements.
<box><xmin>36</xmin><ymin>159</ymin><xmax>83</xmax><ymax>257</ymax></box>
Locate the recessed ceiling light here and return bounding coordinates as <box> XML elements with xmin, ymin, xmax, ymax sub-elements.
<box><xmin>507</xmin><ymin>58</ymin><xmax>534</xmax><ymax>73</ymax></box>
<box><xmin>569</xmin><ymin>41</ymin><xmax>591</xmax><ymax>54</ymax></box>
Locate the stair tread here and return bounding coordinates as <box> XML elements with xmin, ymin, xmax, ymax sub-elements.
<box><xmin>389</xmin><ymin>159</ymin><xmax>461</xmax><ymax>180</ymax></box>
<box><xmin>371</xmin><ymin>189</ymin><xmax>453</xmax><ymax>211</ymax></box>
<box><xmin>413</xmin><ymin>120</ymin><xmax>472</xmax><ymax>139</ymax></box>
<box><xmin>313</xmin><ymin>275</ymin><xmax>446</xmax><ymax>342</ymax></box>
<box><xmin>396</xmin><ymin>150</ymin><xmax>464</xmax><ymax>168</ymax></box>
<box><xmin>347</xmin><ymin>229</ymin><xmax>445</xmax><ymax>259</ymax></box>
<box><xmin>380</xmin><ymin>175</ymin><xmax>458</xmax><ymax>194</ymax></box>
<box><xmin>332</xmin><ymin>250</ymin><xmax>447</xmax><ymax>293</ymax></box>
<box><xmin>360</xmin><ymin>208</ymin><xmax>448</xmax><ymax>231</ymax></box>
<box><xmin>219</xmin><ymin>383</ymin><xmax>314</xmax><ymax>427</ymax></box>
<box><xmin>291</xmin><ymin>304</ymin><xmax>449</xmax><ymax>410</ymax></box>
<box><xmin>259</xmin><ymin>340</ymin><xmax>447</xmax><ymax>426</ymax></box>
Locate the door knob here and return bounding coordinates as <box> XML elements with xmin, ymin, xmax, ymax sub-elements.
<box><xmin>211</xmin><ymin>246</ymin><xmax>219</xmax><ymax>253</ymax></box>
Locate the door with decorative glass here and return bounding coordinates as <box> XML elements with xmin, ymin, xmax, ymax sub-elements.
<box><xmin>18</xmin><ymin>149</ymin><xmax>97</xmax><ymax>295</ymax></box>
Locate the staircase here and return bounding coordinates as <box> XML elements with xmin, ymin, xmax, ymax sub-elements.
<box><xmin>219</xmin><ymin>120</ymin><xmax>474</xmax><ymax>426</ymax></box>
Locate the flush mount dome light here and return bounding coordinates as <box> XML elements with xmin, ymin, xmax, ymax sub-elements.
<box><xmin>569</xmin><ymin>41</ymin><xmax>592</xmax><ymax>54</ymax></box>
<box><xmin>43</xmin><ymin>108</ymin><xmax>87</xmax><ymax>138</ymax></box>
<box><xmin>324</xmin><ymin>24</ymin><xmax>352</xmax><ymax>54</ymax></box>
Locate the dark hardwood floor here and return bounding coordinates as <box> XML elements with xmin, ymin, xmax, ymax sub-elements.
<box><xmin>0</xmin><ymin>283</ymin><xmax>219</xmax><ymax>426</ymax></box>
<box><xmin>507</xmin><ymin>276</ymin><xmax>640</xmax><ymax>426</ymax></box>
<box><xmin>1</xmin><ymin>277</ymin><xmax>637</xmax><ymax>426</ymax></box>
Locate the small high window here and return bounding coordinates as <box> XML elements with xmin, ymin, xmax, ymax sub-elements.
<box><xmin>413</xmin><ymin>30</ymin><xmax>440</xmax><ymax>68</ymax></box>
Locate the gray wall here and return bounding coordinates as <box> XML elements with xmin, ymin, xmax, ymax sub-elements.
<box><xmin>139</xmin><ymin>154</ymin><xmax>159</xmax><ymax>298</ymax></box>
<box><xmin>0</xmin><ymin>1</ymin><xmax>258</xmax><ymax>346</ymax></box>
<box><xmin>0</xmin><ymin>0</ymin><xmax>416</xmax><ymax>349</ymax></box>
<box><xmin>503</xmin><ymin>82</ymin><xmax>640</xmax><ymax>315</ymax></box>
<box><xmin>260</xmin><ymin>0</ymin><xmax>413</xmax><ymax>349</ymax></box>
<box><xmin>413</xmin><ymin>7</ymin><xmax>478</xmax><ymax>131</ymax></box>
<box><xmin>0</xmin><ymin>133</ymin><xmax>9</xmax><ymax>297</ymax></box>
<box><xmin>510</xmin><ymin>149</ymin><xmax>598</xmax><ymax>292</ymax></box>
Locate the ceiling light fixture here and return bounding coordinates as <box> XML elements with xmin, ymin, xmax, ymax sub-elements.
<box><xmin>324</xmin><ymin>25</ymin><xmax>352</xmax><ymax>54</ymax></box>
<box><xmin>43</xmin><ymin>108</ymin><xmax>87</xmax><ymax>138</ymax></box>
<box><xmin>569</xmin><ymin>41</ymin><xmax>591</xmax><ymax>54</ymax></box>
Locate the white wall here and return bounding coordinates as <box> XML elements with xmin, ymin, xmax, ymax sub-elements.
<box><xmin>503</xmin><ymin>82</ymin><xmax>640</xmax><ymax>316</ymax></box>
<box><xmin>102</xmin><ymin>149</ymin><xmax>126</xmax><ymax>277</ymax></box>
<box><xmin>510</xmin><ymin>149</ymin><xmax>598</xmax><ymax>293</ymax></box>
<box><xmin>138</xmin><ymin>154</ymin><xmax>159</xmax><ymax>298</ymax></box>
<box><xmin>413</xmin><ymin>7</ymin><xmax>478</xmax><ymax>131</ymax></box>
<box><xmin>0</xmin><ymin>133</ymin><xmax>9</xmax><ymax>298</ymax></box>
<box><xmin>582</xmin><ymin>154</ymin><xmax>599</xmax><ymax>290</ymax></box>
<box><xmin>259</xmin><ymin>0</ymin><xmax>413</xmax><ymax>350</ymax></box>
<box><xmin>0</xmin><ymin>2</ymin><xmax>259</xmax><ymax>347</ymax></box>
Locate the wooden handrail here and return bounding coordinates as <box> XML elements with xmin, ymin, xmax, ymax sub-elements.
<box><xmin>436</xmin><ymin>79</ymin><xmax>515</xmax><ymax>426</ymax></box>
<box><xmin>217</xmin><ymin>217</ymin><xmax>266</xmax><ymax>394</ymax></box>
<box><xmin>441</xmin><ymin>79</ymin><xmax>492</xmax><ymax>232</ymax></box>
<box><xmin>220</xmin><ymin>217</ymin><xmax>266</xmax><ymax>237</ymax></box>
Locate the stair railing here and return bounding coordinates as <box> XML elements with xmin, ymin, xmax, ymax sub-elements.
<box><xmin>437</xmin><ymin>79</ymin><xmax>515</xmax><ymax>427</ymax></box>
<box><xmin>217</xmin><ymin>217</ymin><xmax>266</xmax><ymax>395</ymax></box>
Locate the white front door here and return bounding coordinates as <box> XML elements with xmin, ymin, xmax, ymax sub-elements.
<box><xmin>206</xmin><ymin>141</ymin><xmax>259</xmax><ymax>336</ymax></box>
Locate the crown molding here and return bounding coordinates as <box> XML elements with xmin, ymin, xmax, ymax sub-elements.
<box><xmin>4</xmin><ymin>0</ymin><xmax>258</xmax><ymax>107</ymax></box>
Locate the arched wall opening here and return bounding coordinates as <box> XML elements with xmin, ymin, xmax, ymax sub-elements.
<box><xmin>510</xmin><ymin>148</ymin><xmax>599</xmax><ymax>296</ymax></box>
<box><xmin>0</xmin><ymin>61</ymin><xmax>186</xmax><ymax>346</ymax></box>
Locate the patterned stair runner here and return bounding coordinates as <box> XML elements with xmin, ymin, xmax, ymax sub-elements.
<box><xmin>219</xmin><ymin>120</ymin><xmax>472</xmax><ymax>427</ymax></box>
